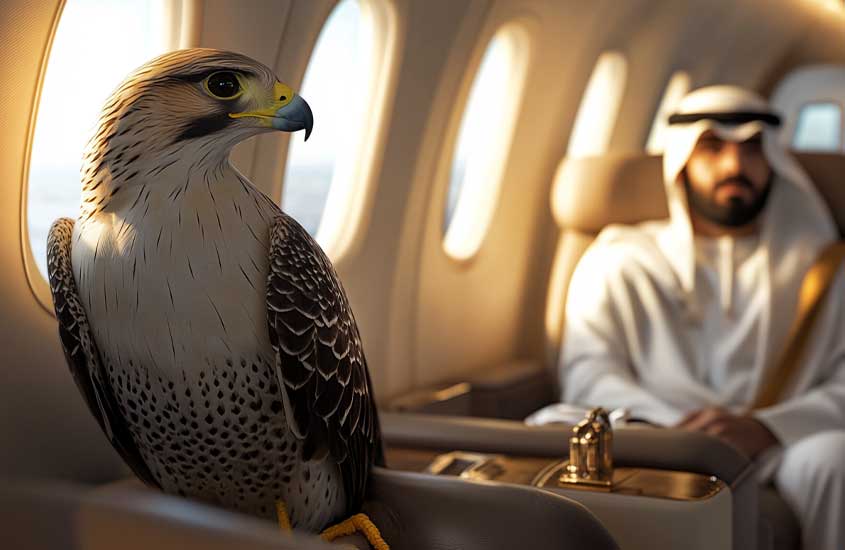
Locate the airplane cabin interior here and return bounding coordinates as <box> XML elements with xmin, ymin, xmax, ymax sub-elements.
<box><xmin>3</xmin><ymin>1</ymin><xmax>845</xmax><ymax>549</ymax></box>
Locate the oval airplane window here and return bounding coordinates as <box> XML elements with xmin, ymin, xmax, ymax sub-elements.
<box><xmin>442</xmin><ymin>24</ymin><xmax>531</xmax><ymax>261</ymax></box>
<box><xmin>646</xmin><ymin>71</ymin><xmax>691</xmax><ymax>154</ymax></box>
<box><xmin>26</xmin><ymin>0</ymin><xmax>175</xmax><ymax>281</ymax></box>
<box><xmin>566</xmin><ymin>51</ymin><xmax>627</xmax><ymax>158</ymax></box>
<box><xmin>282</xmin><ymin>0</ymin><xmax>394</xmax><ymax>256</ymax></box>
<box><xmin>792</xmin><ymin>101</ymin><xmax>842</xmax><ymax>152</ymax></box>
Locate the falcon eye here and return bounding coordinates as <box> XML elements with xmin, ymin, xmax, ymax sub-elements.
<box><xmin>205</xmin><ymin>72</ymin><xmax>242</xmax><ymax>99</ymax></box>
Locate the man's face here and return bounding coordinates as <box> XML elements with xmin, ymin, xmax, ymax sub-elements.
<box><xmin>682</xmin><ymin>130</ymin><xmax>774</xmax><ymax>228</ymax></box>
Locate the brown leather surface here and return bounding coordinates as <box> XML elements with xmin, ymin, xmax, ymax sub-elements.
<box><xmin>759</xmin><ymin>485</ymin><xmax>802</xmax><ymax>550</ymax></box>
<box><xmin>792</xmin><ymin>152</ymin><xmax>845</xmax><ymax>235</ymax></box>
<box><xmin>387</xmin><ymin>360</ymin><xmax>555</xmax><ymax>420</ymax></box>
<box><xmin>381</xmin><ymin>412</ymin><xmax>749</xmax><ymax>484</ymax></box>
<box><xmin>365</xmin><ymin>467</ymin><xmax>620</xmax><ymax>550</ymax></box>
<box><xmin>0</xmin><ymin>479</ymin><xmax>335</xmax><ymax>550</ymax></box>
<box><xmin>550</xmin><ymin>152</ymin><xmax>845</xmax><ymax>236</ymax></box>
<box><xmin>380</xmin><ymin>412</ymin><xmax>761</xmax><ymax>550</ymax></box>
<box><xmin>551</xmin><ymin>153</ymin><xmax>667</xmax><ymax>233</ymax></box>
<box><xmin>3</xmin><ymin>470</ymin><xmax>620</xmax><ymax>550</ymax></box>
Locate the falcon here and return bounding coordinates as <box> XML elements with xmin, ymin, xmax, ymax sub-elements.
<box><xmin>46</xmin><ymin>48</ymin><xmax>385</xmax><ymax>548</ymax></box>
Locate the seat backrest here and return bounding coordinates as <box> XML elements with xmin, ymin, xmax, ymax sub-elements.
<box><xmin>791</xmin><ymin>152</ymin><xmax>845</xmax><ymax>234</ymax></box>
<box><xmin>543</xmin><ymin>151</ymin><xmax>845</xmax><ymax>370</ymax></box>
<box><xmin>544</xmin><ymin>153</ymin><xmax>665</xmax><ymax>365</ymax></box>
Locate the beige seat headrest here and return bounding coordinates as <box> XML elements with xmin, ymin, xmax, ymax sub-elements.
<box><xmin>550</xmin><ymin>151</ymin><xmax>845</xmax><ymax>236</ymax></box>
<box><xmin>550</xmin><ymin>153</ymin><xmax>667</xmax><ymax>233</ymax></box>
<box><xmin>792</xmin><ymin>152</ymin><xmax>845</xmax><ymax>236</ymax></box>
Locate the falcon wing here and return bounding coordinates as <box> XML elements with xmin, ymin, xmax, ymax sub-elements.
<box><xmin>266</xmin><ymin>215</ymin><xmax>382</xmax><ymax>514</ymax></box>
<box><xmin>47</xmin><ymin>218</ymin><xmax>159</xmax><ymax>488</ymax></box>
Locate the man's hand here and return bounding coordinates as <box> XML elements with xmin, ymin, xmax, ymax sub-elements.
<box><xmin>676</xmin><ymin>407</ymin><xmax>779</xmax><ymax>459</ymax></box>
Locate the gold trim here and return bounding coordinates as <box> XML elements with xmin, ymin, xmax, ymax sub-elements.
<box><xmin>533</xmin><ymin>462</ymin><xmax>726</xmax><ymax>502</ymax></box>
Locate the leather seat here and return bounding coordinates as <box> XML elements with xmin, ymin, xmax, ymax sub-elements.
<box><xmin>0</xmin><ymin>478</ymin><xmax>335</xmax><ymax>550</ymax></box>
<box><xmin>385</xmin><ymin>150</ymin><xmax>845</xmax><ymax>550</ymax></box>
<box><xmin>0</xmin><ymin>469</ymin><xmax>620</xmax><ymax>550</ymax></box>
<box><xmin>382</xmin><ymin>412</ymin><xmax>759</xmax><ymax>550</ymax></box>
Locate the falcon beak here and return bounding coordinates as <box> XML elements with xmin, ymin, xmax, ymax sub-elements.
<box><xmin>272</xmin><ymin>94</ymin><xmax>314</xmax><ymax>141</ymax></box>
<box><xmin>229</xmin><ymin>81</ymin><xmax>313</xmax><ymax>141</ymax></box>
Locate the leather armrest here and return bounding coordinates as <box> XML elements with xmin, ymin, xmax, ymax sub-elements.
<box><xmin>366</xmin><ymin>467</ymin><xmax>619</xmax><ymax>550</ymax></box>
<box><xmin>380</xmin><ymin>412</ymin><xmax>750</xmax><ymax>487</ymax></box>
<box><xmin>4</xmin><ymin>472</ymin><xmax>619</xmax><ymax>550</ymax></box>
<box><xmin>381</xmin><ymin>412</ymin><xmax>760</xmax><ymax>550</ymax></box>
<box><xmin>387</xmin><ymin>360</ymin><xmax>555</xmax><ymax>419</ymax></box>
<box><xmin>0</xmin><ymin>478</ymin><xmax>335</xmax><ymax>550</ymax></box>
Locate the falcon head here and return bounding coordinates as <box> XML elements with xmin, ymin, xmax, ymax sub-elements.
<box><xmin>88</xmin><ymin>48</ymin><xmax>313</xmax><ymax>164</ymax></box>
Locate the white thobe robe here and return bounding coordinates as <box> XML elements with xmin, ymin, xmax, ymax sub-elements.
<box><xmin>560</xmin><ymin>220</ymin><xmax>845</xmax><ymax>550</ymax></box>
<box><xmin>559</xmin><ymin>85</ymin><xmax>845</xmax><ymax>549</ymax></box>
<box><xmin>562</xmin><ymin>220</ymin><xmax>845</xmax><ymax>442</ymax></box>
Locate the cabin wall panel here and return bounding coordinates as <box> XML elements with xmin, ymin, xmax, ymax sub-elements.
<box><xmin>345</xmin><ymin>0</ymin><xmax>485</xmax><ymax>398</ymax></box>
<box><xmin>0</xmin><ymin>0</ymin><xmax>129</xmax><ymax>482</ymax></box>
<box><xmin>196</xmin><ymin>0</ymin><xmax>296</xmax><ymax>186</ymax></box>
<box><xmin>408</xmin><ymin>0</ymin><xmax>610</xmax><ymax>389</ymax></box>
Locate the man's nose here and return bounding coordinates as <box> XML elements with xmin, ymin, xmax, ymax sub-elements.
<box><xmin>718</xmin><ymin>143</ymin><xmax>742</xmax><ymax>175</ymax></box>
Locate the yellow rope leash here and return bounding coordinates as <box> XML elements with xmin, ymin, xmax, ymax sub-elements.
<box><xmin>276</xmin><ymin>501</ymin><xmax>292</xmax><ymax>532</ymax></box>
<box><xmin>320</xmin><ymin>513</ymin><xmax>390</xmax><ymax>550</ymax></box>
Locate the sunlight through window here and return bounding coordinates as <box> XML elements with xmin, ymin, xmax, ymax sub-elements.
<box><xmin>27</xmin><ymin>0</ymin><xmax>172</xmax><ymax>280</ymax></box>
<box><xmin>646</xmin><ymin>71</ymin><xmax>691</xmax><ymax>154</ymax></box>
<box><xmin>566</xmin><ymin>51</ymin><xmax>627</xmax><ymax>158</ymax></box>
<box><xmin>282</xmin><ymin>0</ymin><xmax>392</xmax><ymax>256</ymax></box>
<box><xmin>792</xmin><ymin>102</ymin><xmax>842</xmax><ymax>152</ymax></box>
<box><xmin>442</xmin><ymin>24</ymin><xmax>531</xmax><ymax>260</ymax></box>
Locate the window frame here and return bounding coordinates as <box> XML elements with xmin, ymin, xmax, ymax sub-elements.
<box><xmin>566</xmin><ymin>50</ymin><xmax>628</xmax><ymax>159</ymax></box>
<box><xmin>790</xmin><ymin>98</ymin><xmax>844</xmax><ymax>153</ymax></box>
<box><xmin>280</xmin><ymin>0</ymin><xmax>402</xmax><ymax>262</ymax></box>
<box><xmin>22</xmin><ymin>0</ymin><xmax>189</xmax><ymax>314</ymax></box>
<box><xmin>440</xmin><ymin>19</ymin><xmax>534</xmax><ymax>262</ymax></box>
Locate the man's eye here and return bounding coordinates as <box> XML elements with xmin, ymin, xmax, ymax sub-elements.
<box><xmin>698</xmin><ymin>139</ymin><xmax>721</xmax><ymax>152</ymax></box>
<box><xmin>743</xmin><ymin>138</ymin><xmax>764</xmax><ymax>150</ymax></box>
<box><xmin>205</xmin><ymin>72</ymin><xmax>241</xmax><ymax>99</ymax></box>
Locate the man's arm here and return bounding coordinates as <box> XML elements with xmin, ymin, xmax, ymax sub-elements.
<box><xmin>680</xmin><ymin>271</ymin><xmax>845</xmax><ymax>456</ymax></box>
<box><xmin>561</xmin><ymin>245</ymin><xmax>684</xmax><ymax>426</ymax></box>
<box><xmin>677</xmin><ymin>407</ymin><xmax>779</xmax><ymax>459</ymax></box>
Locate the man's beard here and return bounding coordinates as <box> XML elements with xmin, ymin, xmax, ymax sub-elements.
<box><xmin>683</xmin><ymin>171</ymin><xmax>774</xmax><ymax>228</ymax></box>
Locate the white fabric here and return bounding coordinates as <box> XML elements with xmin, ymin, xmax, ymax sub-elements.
<box><xmin>561</xmin><ymin>85</ymin><xmax>843</xmax><ymax>437</ymax></box>
<box><xmin>558</xmin><ymin>86</ymin><xmax>845</xmax><ymax>548</ymax></box>
<box><xmin>775</xmin><ymin>431</ymin><xmax>845</xmax><ymax>550</ymax></box>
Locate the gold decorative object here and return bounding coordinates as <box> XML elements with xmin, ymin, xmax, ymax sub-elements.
<box><xmin>559</xmin><ymin>407</ymin><xmax>614</xmax><ymax>489</ymax></box>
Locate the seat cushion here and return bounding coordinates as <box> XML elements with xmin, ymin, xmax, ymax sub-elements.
<box><xmin>759</xmin><ymin>485</ymin><xmax>801</xmax><ymax>550</ymax></box>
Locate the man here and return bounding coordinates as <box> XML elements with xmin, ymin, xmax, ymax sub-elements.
<box><xmin>561</xmin><ymin>85</ymin><xmax>845</xmax><ymax>550</ymax></box>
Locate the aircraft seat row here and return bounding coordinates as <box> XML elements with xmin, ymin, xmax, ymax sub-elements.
<box><xmin>384</xmin><ymin>150</ymin><xmax>845</xmax><ymax>550</ymax></box>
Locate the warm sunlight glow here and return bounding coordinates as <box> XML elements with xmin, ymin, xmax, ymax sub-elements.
<box><xmin>443</xmin><ymin>24</ymin><xmax>531</xmax><ymax>261</ymax></box>
<box><xmin>27</xmin><ymin>0</ymin><xmax>173</xmax><ymax>279</ymax></box>
<box><xmin>545</xmin><ymin>234</ymin><xmax>573</xmax><ymax>345</ymax></box>
<box><xmin>282</xmin><ymin>0</ymin><xmax>394</xmax><ymax>258</ymax></box>
<box><xmin>646</xmin><ymin>71</ymin><xmax>691</xmax><ymax>154</ymax></box>
<box><xmin>566</xmin><ymin>51</ymin><xmax>627</xmax><ymax>158</ymax></box>
<box><xmin>814</xmin><ymin>0</ymin><xmax>845</xmax><ymax>12</ymax></box>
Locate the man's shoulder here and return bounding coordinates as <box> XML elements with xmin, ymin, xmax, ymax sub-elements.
<box><xmin>589</xmin><ymin>220</ymin><xmax>666</xmax><ymax>259</ymax></box>
<box><xmin>572</xmin><ymin>220</ymin><xmax>672</xmax><ymax>285</ymax></box>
